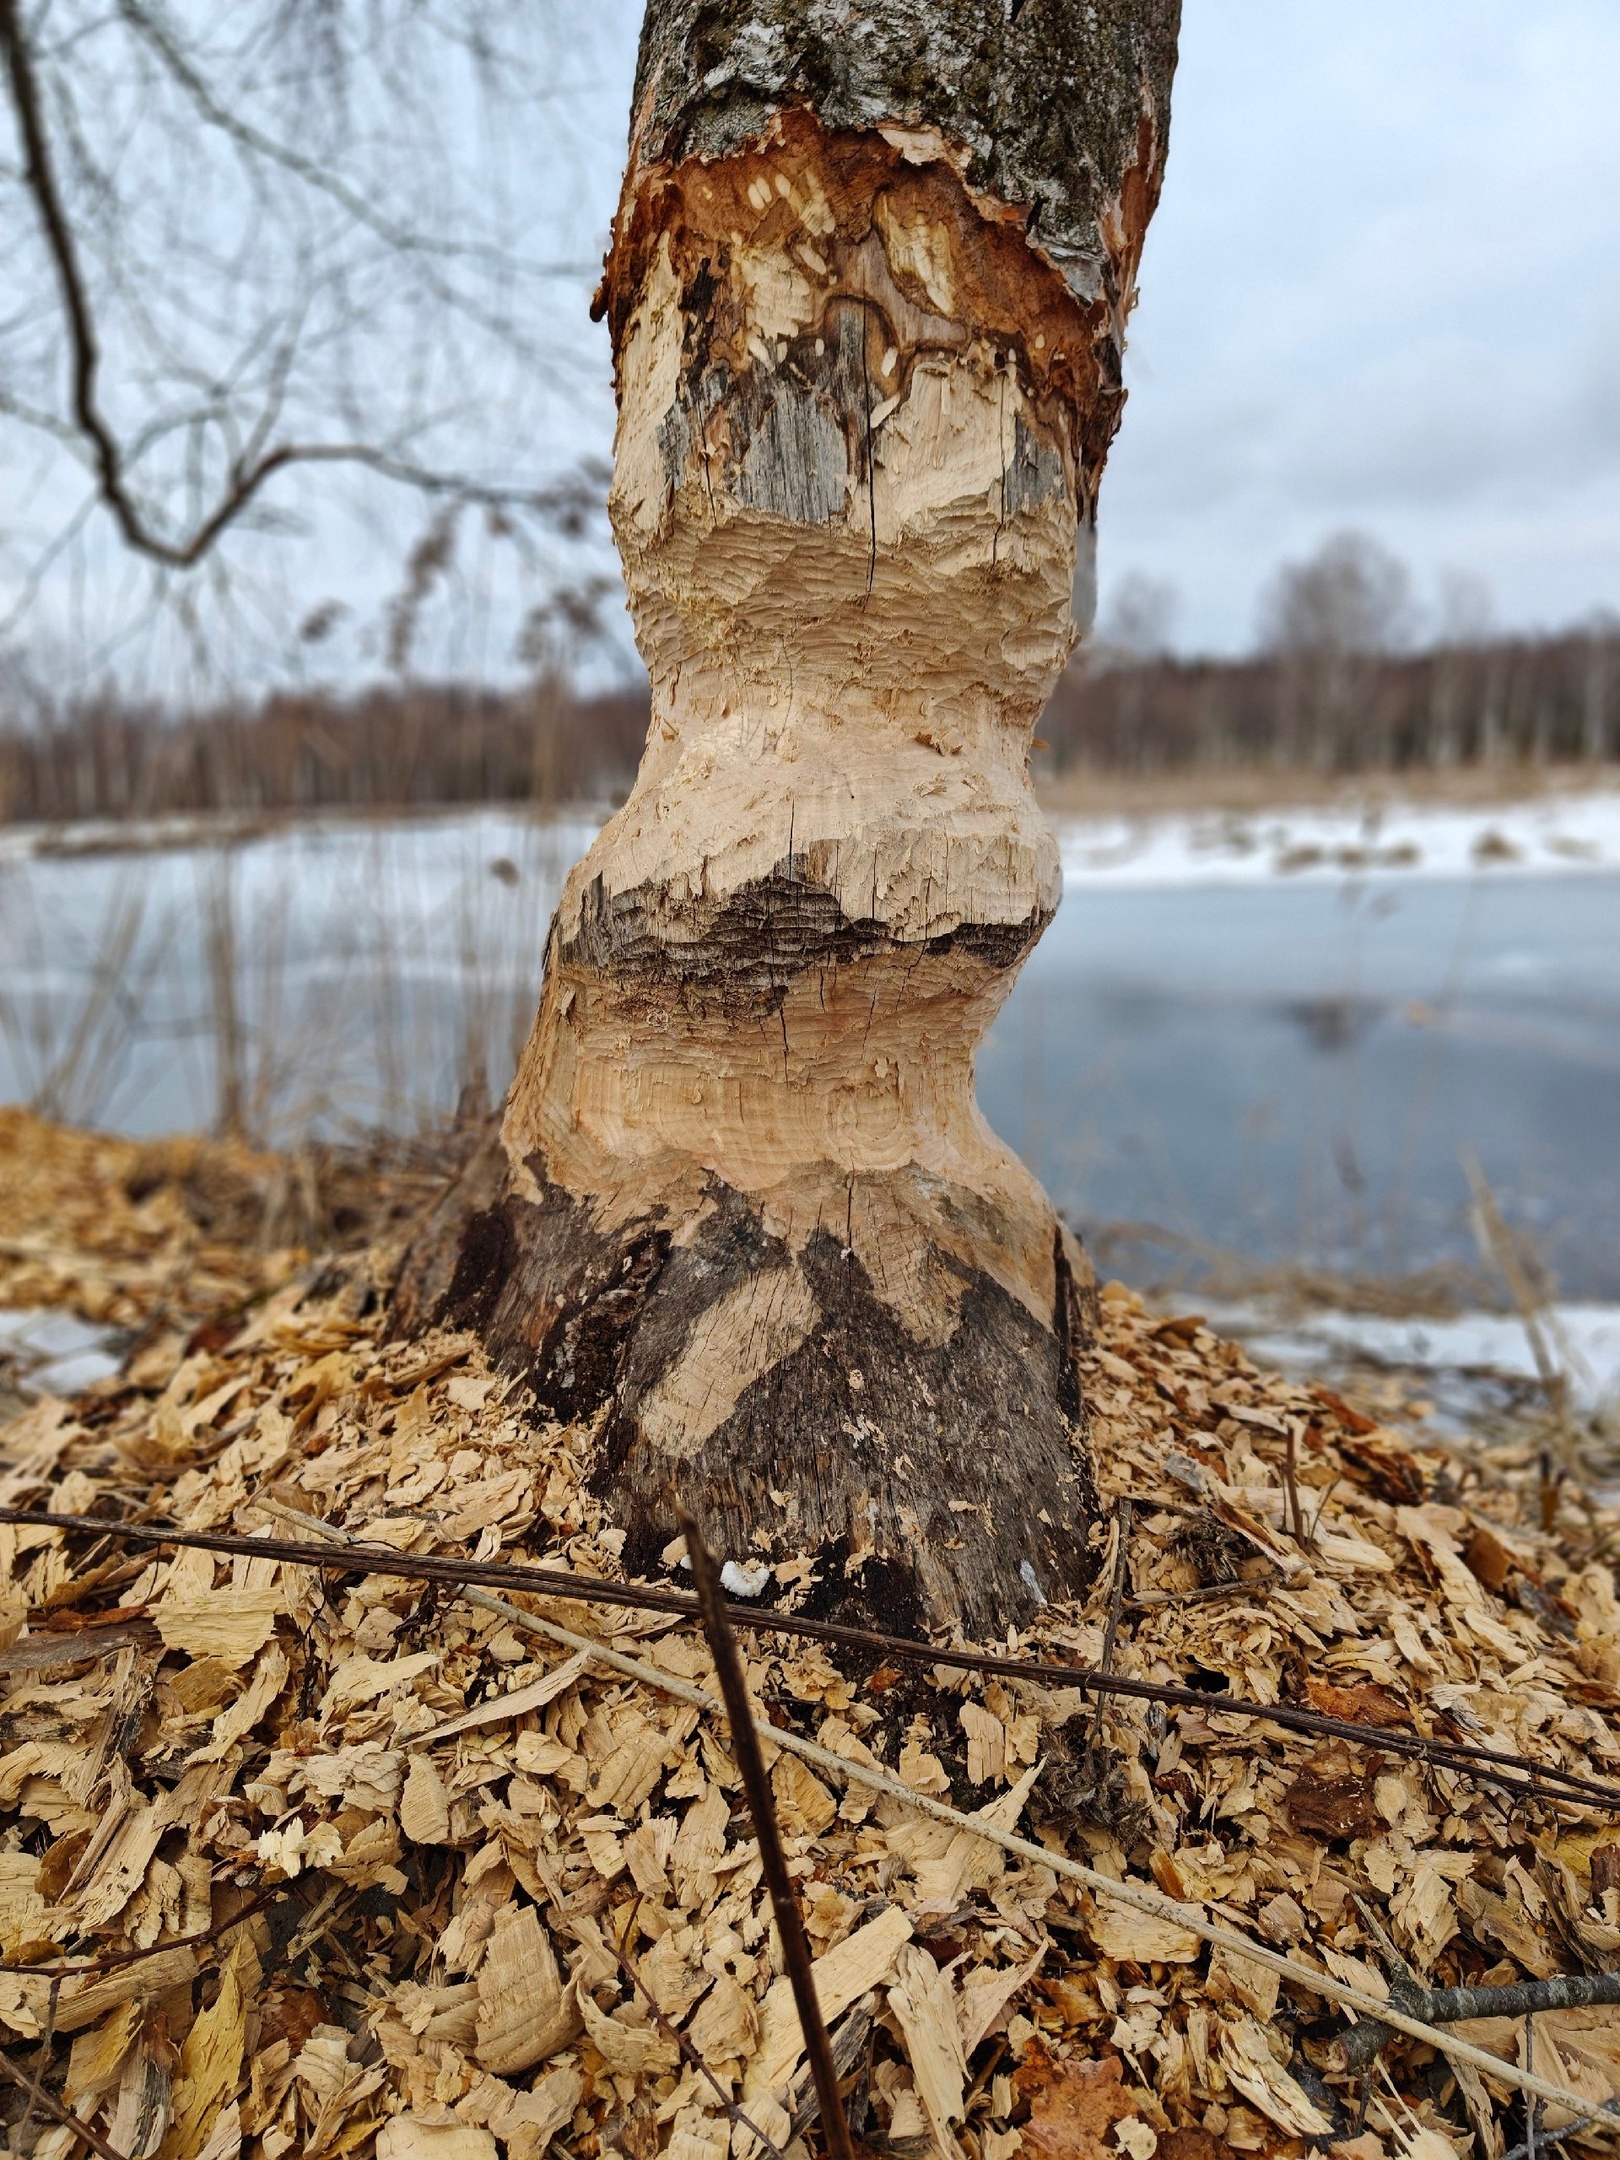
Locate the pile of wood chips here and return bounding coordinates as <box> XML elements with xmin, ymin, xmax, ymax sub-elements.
<box><xmin>4</xmin><ymin>1114</ymin><xmax>1620</xmax><ymax>2160</ymax></box>
<box><xmin>0</xmin><ymin>1109</ymin><xmax>293</xmax><ymax>1331</ymax></box>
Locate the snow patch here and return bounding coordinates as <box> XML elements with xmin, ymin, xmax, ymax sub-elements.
<box><xmin>0</xmin><ymin>1308</ymin><xmax>122</xmax><ymax>1396</ymax></box>
<box><xmin>1203</xmin><ymin>1300</ymin><xmax>1620</xmax><ymax>1418</ymax></box>
<box><xmin>720</xmin><ymin>1559</ymin><xmax>773</xmax><ymax>1599</ymax></box>
<box><xmin>1055</xmin><ymin>789</ymin><xmax>1620</xmax><ymax>892</ymax></box>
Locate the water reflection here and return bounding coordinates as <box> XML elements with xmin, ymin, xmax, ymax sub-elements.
<box><xmin>978</xmin><ymin>873</ymin><xmax>1620</xmax><ymax>1298</ymax></box>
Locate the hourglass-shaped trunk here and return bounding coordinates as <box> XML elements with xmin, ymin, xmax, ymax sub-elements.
<box><xmin>396</xmin><ymin>0</ymin><xmax>1179</xmax><ymax>1636</ymax></box>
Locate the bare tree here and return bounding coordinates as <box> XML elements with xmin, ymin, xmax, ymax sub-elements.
<box><xmin>1261</xmin><ymin>531</ymin><xmax>1413</xmax><ymax>658</ymax></box>
<box><xmin>1261</xmin><ymin>530</ymin><xmax>1412</xmax><ymax>768</ymax></box>
<box><xmin>1098</xmin><ymin>569</ymin><xmax>1180</xmax><ymax>663</ymax></box>
<box><xmin>398</xmin><ymin>0</ymin><xmax>1180</xmax><ymax>1630</ymax></box>
<box><xmin>0</xmin><ymin>0</ymin><xmax>617</xmax><ymax>686</ymax></box>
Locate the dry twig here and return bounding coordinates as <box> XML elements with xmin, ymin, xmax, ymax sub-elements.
<box><xmin>5</xmin><ymin>1504</ymin><xmax>1614</xmax><ymax>1814</ymax></box>
<box><xmin>0</xmin><ymin>2040</ymin><xmax>129</xmax><ymax>2160</ymax></box>
<box><xmin>679</xmin><ymin>1504</ymin><xmax>856</xmax><ymax>2160</ymax></box>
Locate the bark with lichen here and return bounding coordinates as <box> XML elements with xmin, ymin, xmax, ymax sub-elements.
<box><xmin>395</xmin><ymin>0</ymin><xmax>1180</xmax><ymax>1636</ymax></box>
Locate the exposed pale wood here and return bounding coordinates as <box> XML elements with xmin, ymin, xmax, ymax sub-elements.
<box><xmin>395</xmin><ymin>1</ymin><xmax>1178</xmax><ymax>1631</ymax></box>
<box><xmin>473</xmin><ymin>1906</ymin><xmax>581</xmax><ymax>2076</ymax></box>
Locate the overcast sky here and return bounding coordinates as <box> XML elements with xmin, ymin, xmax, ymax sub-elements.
<box><xmin>1104</xmin><ymin>0</ymin><xmax>1620</xmax><ymax>652</ymax></box>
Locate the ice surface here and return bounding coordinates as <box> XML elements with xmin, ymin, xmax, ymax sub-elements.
<box><xmin>1202</xmin><ymin>1299</ymin><xmax>1620</xmax><ymax>1418</ymax></box>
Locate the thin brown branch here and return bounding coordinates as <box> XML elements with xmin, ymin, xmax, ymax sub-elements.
<box><xmin>15</xmin><ymin>1975</ymin><xmax>61</xmax><ymax>2157</ymax></box>
<box><xmin>0</xmin><ymin>1880</ymin><xmax>284</xmax><ymax>1979</ymax></box>
<box><xmin>180</xmin><ymin>1489</ymin><xmax>1620</xmax><ymax>2149</ymax></box>
<box><xmin>3</xmin><ymin>1504</ymin><xmax>1613</xmax><ymax>1815</ymax></box>
<box><xmin>678</xmin><ymin>1504</ymin><xmax>856</xmax><ymax>2160</ymax></box>
<box><xmin>0</xmin><ymin>2040</ymin><xmax>130</xmax><ymax>2160</ymax></box>
<box><xmin>1127</xmin><ymin>1577</ymin><xmax>1278</xmax><ymax>1610</ymax></box>
<box><xmin>405</xmin><ymin>1514</ymin><xmax>1620</xmax><ymax>2145</ymax></box>
<box><xmin>607</xmin><ymin>1899</ymin><xmax>787</xmax><ymax>2160</ymax></box>
<box><xmin>0</xmin><ymin>0</ymin><xmax>599</xmax><ymax>570</ymax></box>
<box><xmin>789</xmin><ymin>2004</ymin><xmax>873</xmax><ymax>2147</ymax></box>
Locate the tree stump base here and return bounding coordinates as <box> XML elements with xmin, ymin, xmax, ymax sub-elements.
<box><xmin>394</xmin><ymin>1125</ymin><xmax>1101</xmax><ymax>1637</ymax></box>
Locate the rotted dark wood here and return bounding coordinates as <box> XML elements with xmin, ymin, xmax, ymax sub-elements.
<box><xmin>393</xmin><ymin>1148</ymin><xmax>1100</xmax><ymax>1639</ymax></box>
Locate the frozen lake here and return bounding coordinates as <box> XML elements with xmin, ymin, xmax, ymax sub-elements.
<box><xmin>988</xmin><ymin>865</ymin><xmax>1620</xmax><ymax>1298</ymax></box>
<box><xmin>3</xmin><ymin>789</ymin><xmax>1618</xmax><ymax>1298</ymax></box>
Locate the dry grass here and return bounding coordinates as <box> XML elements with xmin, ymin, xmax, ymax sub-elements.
<box><xmin>0</xmin><ymin>814</ymin><xmax>579</xmax><ymax>1148</ymax></box>
<box><xmin>1035</xmin><ymin>757</ymin><xmax>1620</xmax><ymax>820</ymax></box>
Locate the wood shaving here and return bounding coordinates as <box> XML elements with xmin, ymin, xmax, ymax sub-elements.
<box><xmin>4</xmin><ymin>1122</ymin><xmax>1620</xmax><ymax>2160</ymax></box>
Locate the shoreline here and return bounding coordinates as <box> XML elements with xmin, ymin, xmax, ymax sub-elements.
<box><xmin>1</xmin><ymin>769</ymin><xmax>1617</xmax><ymax>884</ymax></box>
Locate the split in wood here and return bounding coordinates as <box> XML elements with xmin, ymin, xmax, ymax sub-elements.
<box><xmin>1089</xmin><ymin>1495</ymin><xmax>1132</xmax><ymax>1757</ymax></box>
<box><xmin>1283</xmin><ymin>1420</ymin><xmax>1311</xmax><ymax>1547</ymax></box>
<box><xmin>788</xmin><ymin>2005</ymin><xmax>873</xmax><ymax>2147</ymax></box>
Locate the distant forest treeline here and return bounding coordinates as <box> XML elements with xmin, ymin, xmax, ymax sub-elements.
<box><xmin>0</xmin><ymin>681</ymin><xmax>651</xmax><ymax>822</ymax></box>
<box><xmin>1044</xmin><ymin>623</ymin><xmax>1619</xmax><ymax>776</ymax></box>
<box><xmin>2</xmin><ymin>627</ymin><xmax>1617</xmax><ymax>823</ymax></box>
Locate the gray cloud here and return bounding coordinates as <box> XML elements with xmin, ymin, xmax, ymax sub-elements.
<box><xmin>1099</xmin><ymin>0</ymin><xmax>1620</xmax><ymax>651</ymax></box>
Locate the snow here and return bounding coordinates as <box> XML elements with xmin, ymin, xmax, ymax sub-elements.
<box><xmin>1201</xmin><ymin>1300</ymin><xmax>1620</xmax><ymax>1417</ymax></box>
<box><xmin>0</xmin><ymin>1308</ymin><xmax>123</xmax><ymax>1396</ymax></box>
<box><xmin>6</xmin><ymin>787</ymin><xmax>1620</xmax><ymax>902</ymax></box>
<box><xmin>1054</xmin><ymin>787</ymin><xmax>1620</xmax><ymax>891</ymax></box>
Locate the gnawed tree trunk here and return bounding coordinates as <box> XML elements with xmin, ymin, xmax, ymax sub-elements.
<box><xmin>396</xmin><ymin>0</ymin><xmax>1179</xmax><ymax>1635</ymax></box>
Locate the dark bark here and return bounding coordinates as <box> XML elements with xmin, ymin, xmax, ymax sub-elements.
<box><xmin>1342</xmin><ymin>1970</ymin><xmax>1620</xmax><ymax>2071</ymax></box>
<box><xmin>627</xmin><ymin>0</ymin><xmax>1181</xmax><ymax>306</ymax></box>
<box><xmin>395</xmin><ymin>1137</ymin><xmax>1101</xmax><ymax>1641</ymax></box>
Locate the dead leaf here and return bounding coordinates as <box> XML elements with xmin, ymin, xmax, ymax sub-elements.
<box><xmin>1284</xmin><ymin>1751</ymin><xmax>1384</xmax><ymax>1843</ymax></box>
<box><xmin>1304</xmin><ymin>1678</ymin><xmax>1410</xmax><ymax>1729</ymax></box>
<box><xmin>1021</xmin><ymin>2053</ymin><xmax>1142</xmax><ymax>2160</ymax></box>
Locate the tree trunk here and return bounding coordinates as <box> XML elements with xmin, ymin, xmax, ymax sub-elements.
<box><xmin>395</xmin><ymin>0</ymin><xmax>1179</xmax><ymax>1636</ymax></box>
